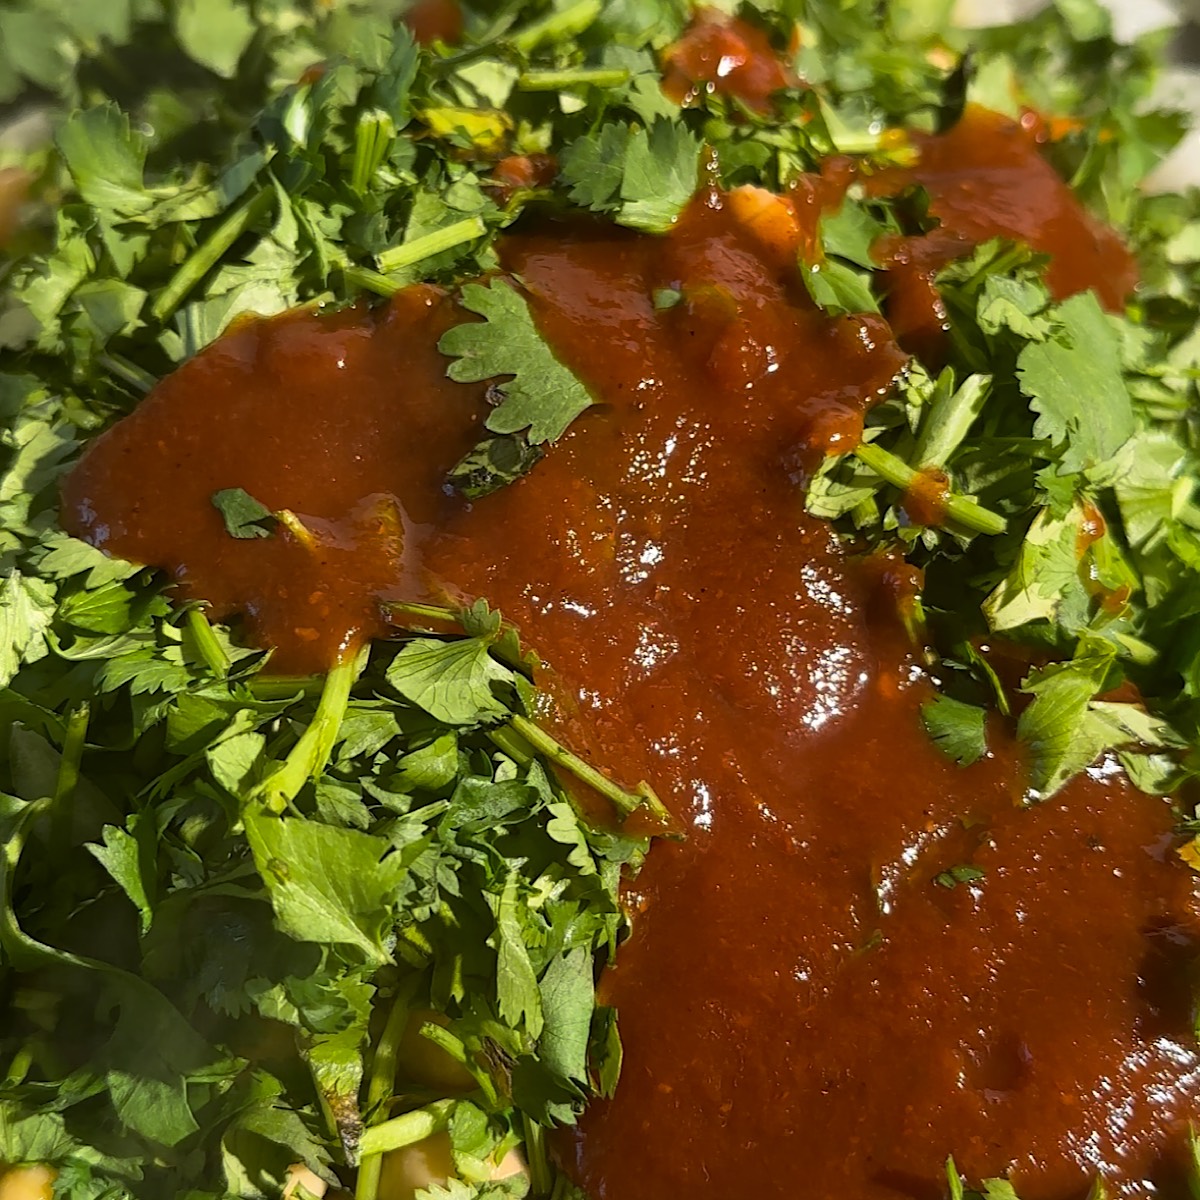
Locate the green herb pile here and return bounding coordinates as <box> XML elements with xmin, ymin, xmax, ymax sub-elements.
<box><xmin>1</xmin><ymin>0</ymin><xmax>1199</xmax><ymax>1197</ymax></box>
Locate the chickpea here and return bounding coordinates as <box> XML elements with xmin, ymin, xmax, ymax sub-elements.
<box><xmin>378</xmin><ymin>1135</ymin><xmax>528</xmax><ymax>1200</ymax></box>
<box><xmin>0</xmin><ymin>1164</ymin><xmax>56</xmax><ymax>1200</ymax></box>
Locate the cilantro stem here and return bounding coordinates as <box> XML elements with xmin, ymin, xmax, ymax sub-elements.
<box><xmin>253</xmin><ymin>651</ymin><xmax>364</xmax><ymax>813</ymax></box>
<box><xmin>852</xmin><ymin>442</ymin><xmax>1007</xmax><ymax>536</ymax></box>
<box><xmin>4</xmin><ymin>1044</ymin><xmax>33</xmax><ymax>1087</ymax></box>
<box><xmin>357</xmin><ymin>1099</ymin><xmax>455</xmax><ymax>1158</ymax></box>
<box><xmin>376</xmin><ymin>216</ymin><xmax>487</xmax><ymax>275</ymax></box>
<box><xmin>51</xmin><ymin>704</ymin><xmax>89</xmax><ymax>861</ymax></box>
<box><xmin>342</xmin><ymin>264</ymin><xmax>401</xmax><ymax>298</ymax></box>
<box><xmin>912</xmin><ymin>374</ymin><xmax>991</xmax><ymax>472</ymax></box>
<box><xmin>354</xmin><ymin>1154</ymin><xmax>384</xmax><ymax>1200</ymax></box>
<box><xmin>517</xmin><ymin>67</ymin><xmax>630</xmax><ymax>91</ymax></box>
<box><xmin>276</xmin><ymin>508</ymin><xmax>318</xmax><ymax>551</ymax></box>
<box><xmin>98</xmin><ymin>352</ymin><xmax>156</xmax><ymax>394</ymax></box>
<box><xmin>485</xmin><ymin>722</ymin><xmax>535</xmax><ymax>766</ymax></box>
<box><xmin>356</xmin><ymin>983</ymin><xmax>419</xmax><ymax>1200</ymax></box>
<box><xmin>366</xmin><ymin>993</ymin><xmax>413</xmax><ymax>1112</ymax></box>
<box><xmin>352</xmin><ymin>109</ymin><xmax>397</xmax><ymax>196</ymax></box>
<box><xmin>250</xmin><ymin>675</ymin><xmax>324</xmax><ymax>699</ymax></box>
<box><xmin>509</xmin><ymin>0</ymin><xmax>601</xmax><ymax>52</ymax></box>
<box><xmin>151</xmin><ymin>187</ymin><xmax>274</xmax><ymax>324</ymax></box>
<box><xmin>523</xmin><ymin>1115</ymin><xmax>552</xmax><ymax>1196</ymax></box>
<box><xmin>387</xmin><ymin>600</ymin><xmax>460</xmax><ymax>625</ymax></box>
<box><xmin>185</xmin><ymin>607</ymin><xmax>230</xmax><ymax>677</ymax></box>
<box><xmin>503</xmin><ymin>713</ymin><xmax>673</xmax><ymax>827</ymax></box>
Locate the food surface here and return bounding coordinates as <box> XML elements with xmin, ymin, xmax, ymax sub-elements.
<box><xmin>57</xmin><ymin>175</ymin><xmax>1200</xmax><ymax>1195</ymax></box>
<box><xmin>6</xmin><ymin>2</ymin><xmax>1200</xmax><ymax>1199</ymax></box>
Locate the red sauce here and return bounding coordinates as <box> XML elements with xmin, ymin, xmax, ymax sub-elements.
<box><xmin>60</xmin><ymin>149</ymin><xmax>1199</xmax><ymax>1197</ymax></box>
<box><xmin>902</xmin><ymin>466</ymin><xmax>952</xmax><ymax>527</ymax></box>
<box><xmin>62</xmin><ymin>288</ymin><xmax>483</xmax><ymax>673</ymax></box>
<box><xmin>872</xmin><ymin>106</ymin><xmax>1139</xmax><ymax>354</ymax></box>
<box><xmin>662</xmin><ymin>9</ymin><xmax>797</xmax><ymax>112</ymax></box>
<box><xmin>402</xmin><ymin>0</ymin><xmax>463</xmax><ymax>46</ymax></box>
<box><xmin>488</xmin><ymin>154</ymin><xmax>559</xmax><ymax>202</ymax></box>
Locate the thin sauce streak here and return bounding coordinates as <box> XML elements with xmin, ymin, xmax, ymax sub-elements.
<box><xmin>903</xmin><ymin>466</ymin><xmax>952</xmax><ymax>527</ymax></box>
<box><xmin>60</xmin><ymin>140</ymin><xmax>1198</xmax><ymax>1198</ymax></box>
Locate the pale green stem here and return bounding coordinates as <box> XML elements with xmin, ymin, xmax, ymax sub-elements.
<box><xmin>523</xmin><ymin>1115</ymin><xmax>552</xmax><ymax>1196</ymax></box>
<box><xmin>386</xmin><ymin>600</ymin><xmax>459</xmax><ymax>625</ymax></box>
<box><xmin>342</xmin><ymin>264</ymin><xmax>401</xmax><ymax>297</ymax></box>
<box><xmin>275</xmin><ymin>508</ymin><xmax>318</xmax><ymax>551</ymax></box>
<box><xmin>355</xmin><ymin>983</ymin><xmax>420</xmax><ymax>1200</ymax></box>
<box><xmin>253</xmin><ymin>653</ymin><xmax>364</xmax><ymax>813</ymax></box>
<box><xmin>99</xmin><ymin>353</ymin><xmax>157</xmax><ymax>394</ymax></box>
<box><xmin>509</xmin><ymin>0</ymin><xmax>601</xmax><ymax>52</ymax></box>
<box><xmin>186</xmin><ymin>607</ymin><xmax>230</xmax><ymax>677</ymax></box>
<box><xmin>505</xmin><ymin>713</ymin><xmax>672</xmax><ymax>827</ymax></box>
<box><xmin>357</xmin><ymin>1100</ymin><xmax>455</xmax><ymax>1159</ymax></box>
<box><xmin>376</xmin><ymin>216</ymin><xmax>486</xmax><ymax>274</ymax></box>
<box><xmin>852</xmin><ymin>442</ymin><xmax>1007</xmax><ymax>536</ymax></box>
<box><xmin>517</xmin><ymin>67</ymin><xmax>629</xmax><ymax>91</ymax></box>
<box><xmin>51</xmin><ymin>704</ymin><xmax>89</xmax><ymax>861</ymax></box>
<box><xmin>4</xmin><ymin>1044</ymin><xmax>33</xmax><ymax>1086</ymax></box>
<box><xmin>352</xmin><ymin>110</ymin><xmax>396</xmax><ymax>196</ymax></box>
<box><xmin>151</xmin><ymin>188</ymin><xmax>274</xmax><ymax>323</ymax></box>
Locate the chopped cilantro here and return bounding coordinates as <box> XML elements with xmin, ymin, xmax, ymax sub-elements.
<box><xmin>560</xmin><ymin>118</ymin><xmax>702</xmax><ymax>232</ymax></box>
<box><xmin>210</xmin><ymin>486</ymin><xmax>276</xmax><ymax>539</ymax></box>
<box><xmin>1016</xmin><ymin>292</ymin><xmax>1135</xmax><ymax>472</ymax></box>
<box><xmin>934</xmin><ymin>864</ymin><xmax>986</xmax><ymax>889</ymax></box>
<box><xmin>921</xmin><ymin>694</ymin><xmax>989</xmax><ymax>767</ymax></box>
<box><xmin>2</xmin><ymin>0</ymin><xmax>1199</xmax><ymax>1196</ymax></box>
<box><xmin>440</xmin><ymin>279</ymin><xmax>595</xmax><ymax>444</ymax></box>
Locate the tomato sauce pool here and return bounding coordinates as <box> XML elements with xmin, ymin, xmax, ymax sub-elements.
<box><xmin>61</xmin><ymin>113</ymin><xmax>1200</xmax><ymax>1198</ymax></box>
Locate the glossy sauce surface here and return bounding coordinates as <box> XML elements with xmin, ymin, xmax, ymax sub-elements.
<box><xmin>432</xmin><ymin>200</ymin><xmax>1200</xmax><ymax>1200</ymax></box>
<box><xmin>63</xmin><ymin>288</ymin><xmax>482</xmax><ymax>672</ymax></box>
<box><xmin>61</xmin><ymin>117</ymin><xmax>1199</xmax><ymax>1198</ymax></box>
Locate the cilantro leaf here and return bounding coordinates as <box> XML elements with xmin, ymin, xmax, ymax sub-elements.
<box><xmin>617</xmin><ymin>119</ymin><xmax>703</xmax><ymax>233</ymax></box>
<box><xmin>803</xmin><ymin>258</ymin><xmax>880</xmax><ymax>316</ymax></box>
<box><xmin>55</xmin><ymin>104</ymin><xmax>149</xmax><ymax>220</ymax></box>
<box><xmin>983</xmin><ymin>505</ymin><xmax>1089</xmax><ymax>633</ymax></box>
<box><xmin>386</xmin><ymin>637</ymin><xmax>514</xmax><ymax>725</ymax></box>
<box><xmin>494</xmin><ymin>873</ymin><xmax>544</xmax><ymax>1041</ymax></box>
<box><xmin>439</xmin><ymin>280</ymin><xmax>595</xmax><ymax>444</ymax></box>
<box><xmin>211</xmin><ymin>487</ymin><xmax>277</xmax><ymax>539</ymax></box>
<box><xmin>447</xmin><ymin>433</ymin><xmax>545</xmax><ymax>500</ymax></box>
<box><xmin>1017</xmin><ymin>292</ymin><xmax>1135</xmax><ymax>471</ymax></box>
<box><xmin>87</xmin><ymin>823</ymin><xmax>155</xmax><ymax>934</ymax></box>
<box><xmin>559</xmin><ymin>123</ymin><xmax>630</xmax><ymax>212</ymax></box>
<box><xmin>173</xmin><ymin>0</ymin><xmax>257</xmax><ymax>79</ymax></box>
<box><xmin>820</xmin><ymin>200</ymin><xmax>886</xmax><ymax>270</ymax></box>
<box><xmin>920</xmin><ymin>695</ymin><xmax>988</xmax><ymax>767</ymax></box>
<box><xmin>244</xmin><ymin>810</ymin><xmax>408</xmax><ymax>964</ymax></box>
<box><xmin>0</xmin><ymin>571</ymin><xmax>55</xmax><ymax>688</ymax></box>
<box><xmin>1016</xmin><ymin>643</ymin><xmax>1121</xmax><ymax>798</ymax></box>
<box><xmin>537</xmin><ymin>948</ymin><xmax>594</xmax><ymax>1084</ymax></box>
<box><xmin>934</xmin><ymin>864</ymin><xmax>986</xmax><ymax>889</ymax></box>
<box><xmin>560</xmin><ymin>119</ymin><xmax>702</xmax><ymax>234</ymax></box>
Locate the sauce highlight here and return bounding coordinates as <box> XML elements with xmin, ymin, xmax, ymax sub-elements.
<box><xmin>59</xmin><ymin>114</ymin><xmax>1200</xmax><ymax>1200</ymax></box>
